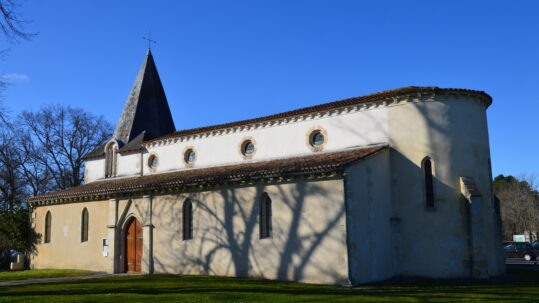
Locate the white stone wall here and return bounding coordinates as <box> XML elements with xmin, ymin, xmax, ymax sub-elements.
<box><xmin>344</xmin><ymin>150</ymin><xmax>395</xmax><ymax>284</ymax></box>
<box><xmin>85</xmin><ymin>158</ymin><xmax>105</xmax><ymax>182</ymax></box>
<box><xmin>85</xmin><ymin>107</ymin><xmax>388</xmax><ymax>182</ymax></box>
<box><xmin>116</xmin><ymin>153</ymin><xmax>142</xmax><ymax>178</ymax></box>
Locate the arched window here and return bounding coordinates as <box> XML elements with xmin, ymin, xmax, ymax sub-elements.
<box><xmin>44</xmin><ymin>211</ymin><xmax>52</xmax><ymax>243</ymax></box>
<box><xmin>422</xmin><ymin>157</ymin><xmax>435</xmax><ymax>209</ymax></box>
<box><xmin>81</xmin><ymin>208</ymin><xmax>89</xmax><ymax>242</ymax></box>
<box><xmin>259</xmin><ymin>193</ymin><xmax>272</xmax><ymax>239</ymax></box>
<box><xmin>105</xmin><ymin>142</ymin><xmax>118</xmax><ymax>178</ymax></box>
<box><xmin>182</xmin><ymin>199</ymin><xmax>193</xmax><ymax>240</ymax></box>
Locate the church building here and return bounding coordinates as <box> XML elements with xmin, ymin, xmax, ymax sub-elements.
<box><xmin>28</xmin><ymin>50</ymin><xmax>505</xmax><ymax>285</ymax></box>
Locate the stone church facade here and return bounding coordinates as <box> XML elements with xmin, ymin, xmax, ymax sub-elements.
<box><xmin>28</xmin><ymin>50</ymin><xmax>505</xmax><ymax>285</ymax></box>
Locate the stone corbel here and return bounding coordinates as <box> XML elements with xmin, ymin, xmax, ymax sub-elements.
<box><xmin>460</xmin><ymin>176</ymin><xmax>482</xmax><ymax>202</ymax></box>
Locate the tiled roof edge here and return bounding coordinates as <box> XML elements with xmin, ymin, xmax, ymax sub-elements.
<box><xmin>29</xmin><ymin>145</ymin><xmax>388</xmax><ymax>204</ymax></box>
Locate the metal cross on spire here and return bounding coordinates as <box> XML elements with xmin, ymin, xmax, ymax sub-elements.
<box><xmin>143</xmin><ymin>30</ymin><xmax>156</xmax><ymax>50</ymax></box>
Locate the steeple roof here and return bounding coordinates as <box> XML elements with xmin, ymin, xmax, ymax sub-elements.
<box><xmin>113</xmin><ymin>49</ymin><xmax>175</xmax><ymax>145</ymax></box>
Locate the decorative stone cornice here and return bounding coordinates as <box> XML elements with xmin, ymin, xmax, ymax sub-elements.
<box><xmin>30</xmin><ymin>141</ymin><xmax>389</xmax><ymax>206</ymax></box>
<box><xmin>142</xmin><ymin>88</ymin><xmax>491</xmax><ymax>149</ymax></box>
<box><xmin>28</xmin><ymin>171</ymin><xmax>341</xmax><ymax>207</ymax></box>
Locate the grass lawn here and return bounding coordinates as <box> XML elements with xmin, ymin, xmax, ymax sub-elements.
<box><xmin>0</xmin><ymin>269</ymin><xmax>95</xmax><ymax>283</ymax></box>
<box><xmin>0</xmin><ymin>268</ymin><xmax>538</xmax><ymax>302</ymax></box>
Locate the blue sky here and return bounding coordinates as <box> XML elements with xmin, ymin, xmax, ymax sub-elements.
<box><xmin>1</xmin><ymin>1</ymin><xmax>538</xmax><ymax>177</ymax></box>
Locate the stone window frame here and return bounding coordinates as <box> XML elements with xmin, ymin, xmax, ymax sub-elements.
<box><xmin>259</xmin><ymin>192</ymin><xmax>272</xmax><ymax>239</ymax></box>
<box><xmin>104</xmin><ymin>140</ymin><xmax>119</xmax><ymax>178</ymax></box>
<box><xmin>239</xmin><ymin>137</ymin><xmax>257</xmax><ymax>160</ymax></box>
<box><xmin>147</xmin><ymin>153</ymin><xmax>159</xmax><ymax>172</ymax></box>
<box><xmin>421</xmin><ymin>156</ymin><xmax>436</xmax><ymax>210</ymax></box>
<box><xmin>183</xmin><ymin>146</ymin><xmax>197</xmax><ymax>168</ymax></box>
<box><xmin>306</xmin><ymin>126</ymin><xmax>328</xmax><ymax>152</ymax></box>
<box><xmin>81</xmin><ymin>207</ymin><xmax>89</xmax><ymax>243</ymax></box>
<box><xmin>182</xmin><ymin>198</ymin><xmax>193</xmax><ymax>241</ymax></box>
<box><xmin>44</xmin><ymin>210</ymin><xmax>52</xmax><ymax>244</ymax></box>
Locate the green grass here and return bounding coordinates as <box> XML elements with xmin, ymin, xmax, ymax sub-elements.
<box><xmin>0</xmin><ymin>268</ymin><xmax>538</xmax><ymax>302</ymax></box>
<box><xmin>0</xmin><ymin>269</ymin><xmax>95</xmax><ymax>282</ymax></box>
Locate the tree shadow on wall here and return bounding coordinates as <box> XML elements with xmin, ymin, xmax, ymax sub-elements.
<box><xmin>152</xmin><ymin>179</ymin><xmax>346</xmax><ymax>283</ymax></box>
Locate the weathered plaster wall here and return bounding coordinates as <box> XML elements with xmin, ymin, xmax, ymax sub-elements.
<box><xmin>150</xmin><ymin>179</ymin><xmax>348</xmax><ymax>285</ymax></box>
<box><xmin>116</xmin><ymin>152</ymin><xmax>142</xmax><ymax>178</ymax></box>
<box><xmin>84</xmin><ymin>158</ymin><xmax>105</xmax><ymax>182</ymax></box>
<box><xmin>344</xmin><ymin>150</ymin><xmax>394</xmax><ymax>284</ymax></box>
<box><xmin>31</xmin><ymin>200</ymin><xmax>110</xmax><ymax>271</ymax></box>
<box><xmin>387</xmin><ymin>96</ymin><xmax>505</xmax><ymax>278</ymax></box>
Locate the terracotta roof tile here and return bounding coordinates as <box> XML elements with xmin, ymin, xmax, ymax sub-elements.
<box><xmin>29</xmin><ymin>145</ymin><xmax>388</xmax><ymax>203</ymax></box>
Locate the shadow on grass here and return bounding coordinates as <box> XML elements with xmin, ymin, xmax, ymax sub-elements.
<box><xmin>1</xmin><ymin>269</ymin><xmax>539</xmax><ymax>302</ymax></box>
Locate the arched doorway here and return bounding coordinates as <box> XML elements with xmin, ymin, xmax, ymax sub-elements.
<box><xmin>125</xmin><ymin>217</ymin><xmax>143</xmax><ymax>273</ymax></box>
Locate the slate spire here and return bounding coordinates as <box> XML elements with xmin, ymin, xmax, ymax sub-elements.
<box><xmin>113</xmin><ymin>49</ymin><xmax>175</xmax><ymax>144</ymax></box>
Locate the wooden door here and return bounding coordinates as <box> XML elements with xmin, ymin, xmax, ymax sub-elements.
<box><xmin>125</xmin><ymin>218</ymin><xmax>143</xmax><ymax>273</ymax></box>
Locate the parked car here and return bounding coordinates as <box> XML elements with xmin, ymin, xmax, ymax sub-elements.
<box><xmin>504</xmin><ymin>242</ymin><xmax>537</xmax><ymax>261</ymax></box>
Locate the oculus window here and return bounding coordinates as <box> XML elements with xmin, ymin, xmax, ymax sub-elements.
<box><xmin>242</xmin><ymin>140</ymin><xmax>255</xmax><ymax>155</ymax></box>
<box><xmin>148</xmin><ymin>155</ymin><xmax>158</xmax><ymax>168</ymax></box>
<box><xmin>308</xmin><ymin>128</ymin><xmax>327</xmax><ymax>151</ymax></box>
<box><xmin>240</xmin><ymin>139</ymin><xmax>256</xmax><ymax>158</ymax></box>
<box><xmin>184</xmin><ymin>149</ymin><xmax>196</xmax><ymax>164</ymax></box>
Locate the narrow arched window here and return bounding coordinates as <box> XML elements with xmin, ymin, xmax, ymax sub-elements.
<box><xmin>182</xmin><ymin>199</ymin><xmax>193</xmax><ymax>240</ymax></box>
<box><xmin>81</xmin><ymin>208</ymin><xmax>89</xmax><ymax>242</ymax></box>
<box><xmin>44</xmin><ymin>211</ymin><xmax>52</xmax><ymax>243</ymax></box>
<box><xmin>105</xmin><ymin>142</ymin><xmax>117</xmax><ymax>178</ymax></box>
<box><xmin>423</xmin><ymin>157</ymin><xmax>435</xmax><ymax>209</ymax></box>
<box><xmin>259</xmin><ymin>193</ymin><xmax>272</xmax><ymax>239</ymax></box>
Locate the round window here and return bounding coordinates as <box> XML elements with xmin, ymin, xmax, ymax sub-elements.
<box><xmin>184</xmin><ymin>149</ymin><xmax>196</xmax><ymax>164</ymax></box>
<box><xmin>242</xmin><ymin>140</ymin><xmax>255</xmax><ymax>156</ymax></box>
<box><xmin>310</xmin><ymin>131</ymin><xmax>325</xmax><ymax>147</ymax></box>
<box><xmin>148</xmin><ymin>155</ymin><xmax>158</xmax><ymax>168</ymax></box>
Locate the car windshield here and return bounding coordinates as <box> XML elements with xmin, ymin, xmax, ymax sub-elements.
<box><xmin>504</xmin><ymin>243</ymin><xmax>516</xmax><ymax>250</ymax></box>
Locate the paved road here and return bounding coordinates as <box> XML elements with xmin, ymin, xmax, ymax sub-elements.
<box><xmin>0</xmin><ymin>273</ymin><xmax>116</xmax><ymax>287</ymax></box>
<box><xmin>506</xmin><ymin>258</ymin><xmax>539</xmax><ymax>270</ymax></box>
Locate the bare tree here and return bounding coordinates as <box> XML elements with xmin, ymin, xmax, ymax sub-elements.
<box><xmin>495</xmin><ymin>174</ymin><xmax>539</xmax><ymax>241</ymax></box>
<box><xmin>0</xmin><ymin>0</ymin><xmax>36</xmax><ymax>99</ymax></box>
<box><xmin>0</xmin><ymin>118</ymin><xmax>28</xmax><ymax>211</ymax></box>
<box><xmin>20</xmin><ymin>105</ymin><xmax>113</xmax><ymax>190</ymax></box>
<box><xmin>0</xmin><ymin>0</ymin><xmax>36</xmax><ymax>42</ymax></box>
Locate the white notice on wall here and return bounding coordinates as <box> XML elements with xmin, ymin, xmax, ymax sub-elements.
<box><xmin>102</xmin><ymin>238</ymin><xmax>109</xmax><ymax>257</ymax></box>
